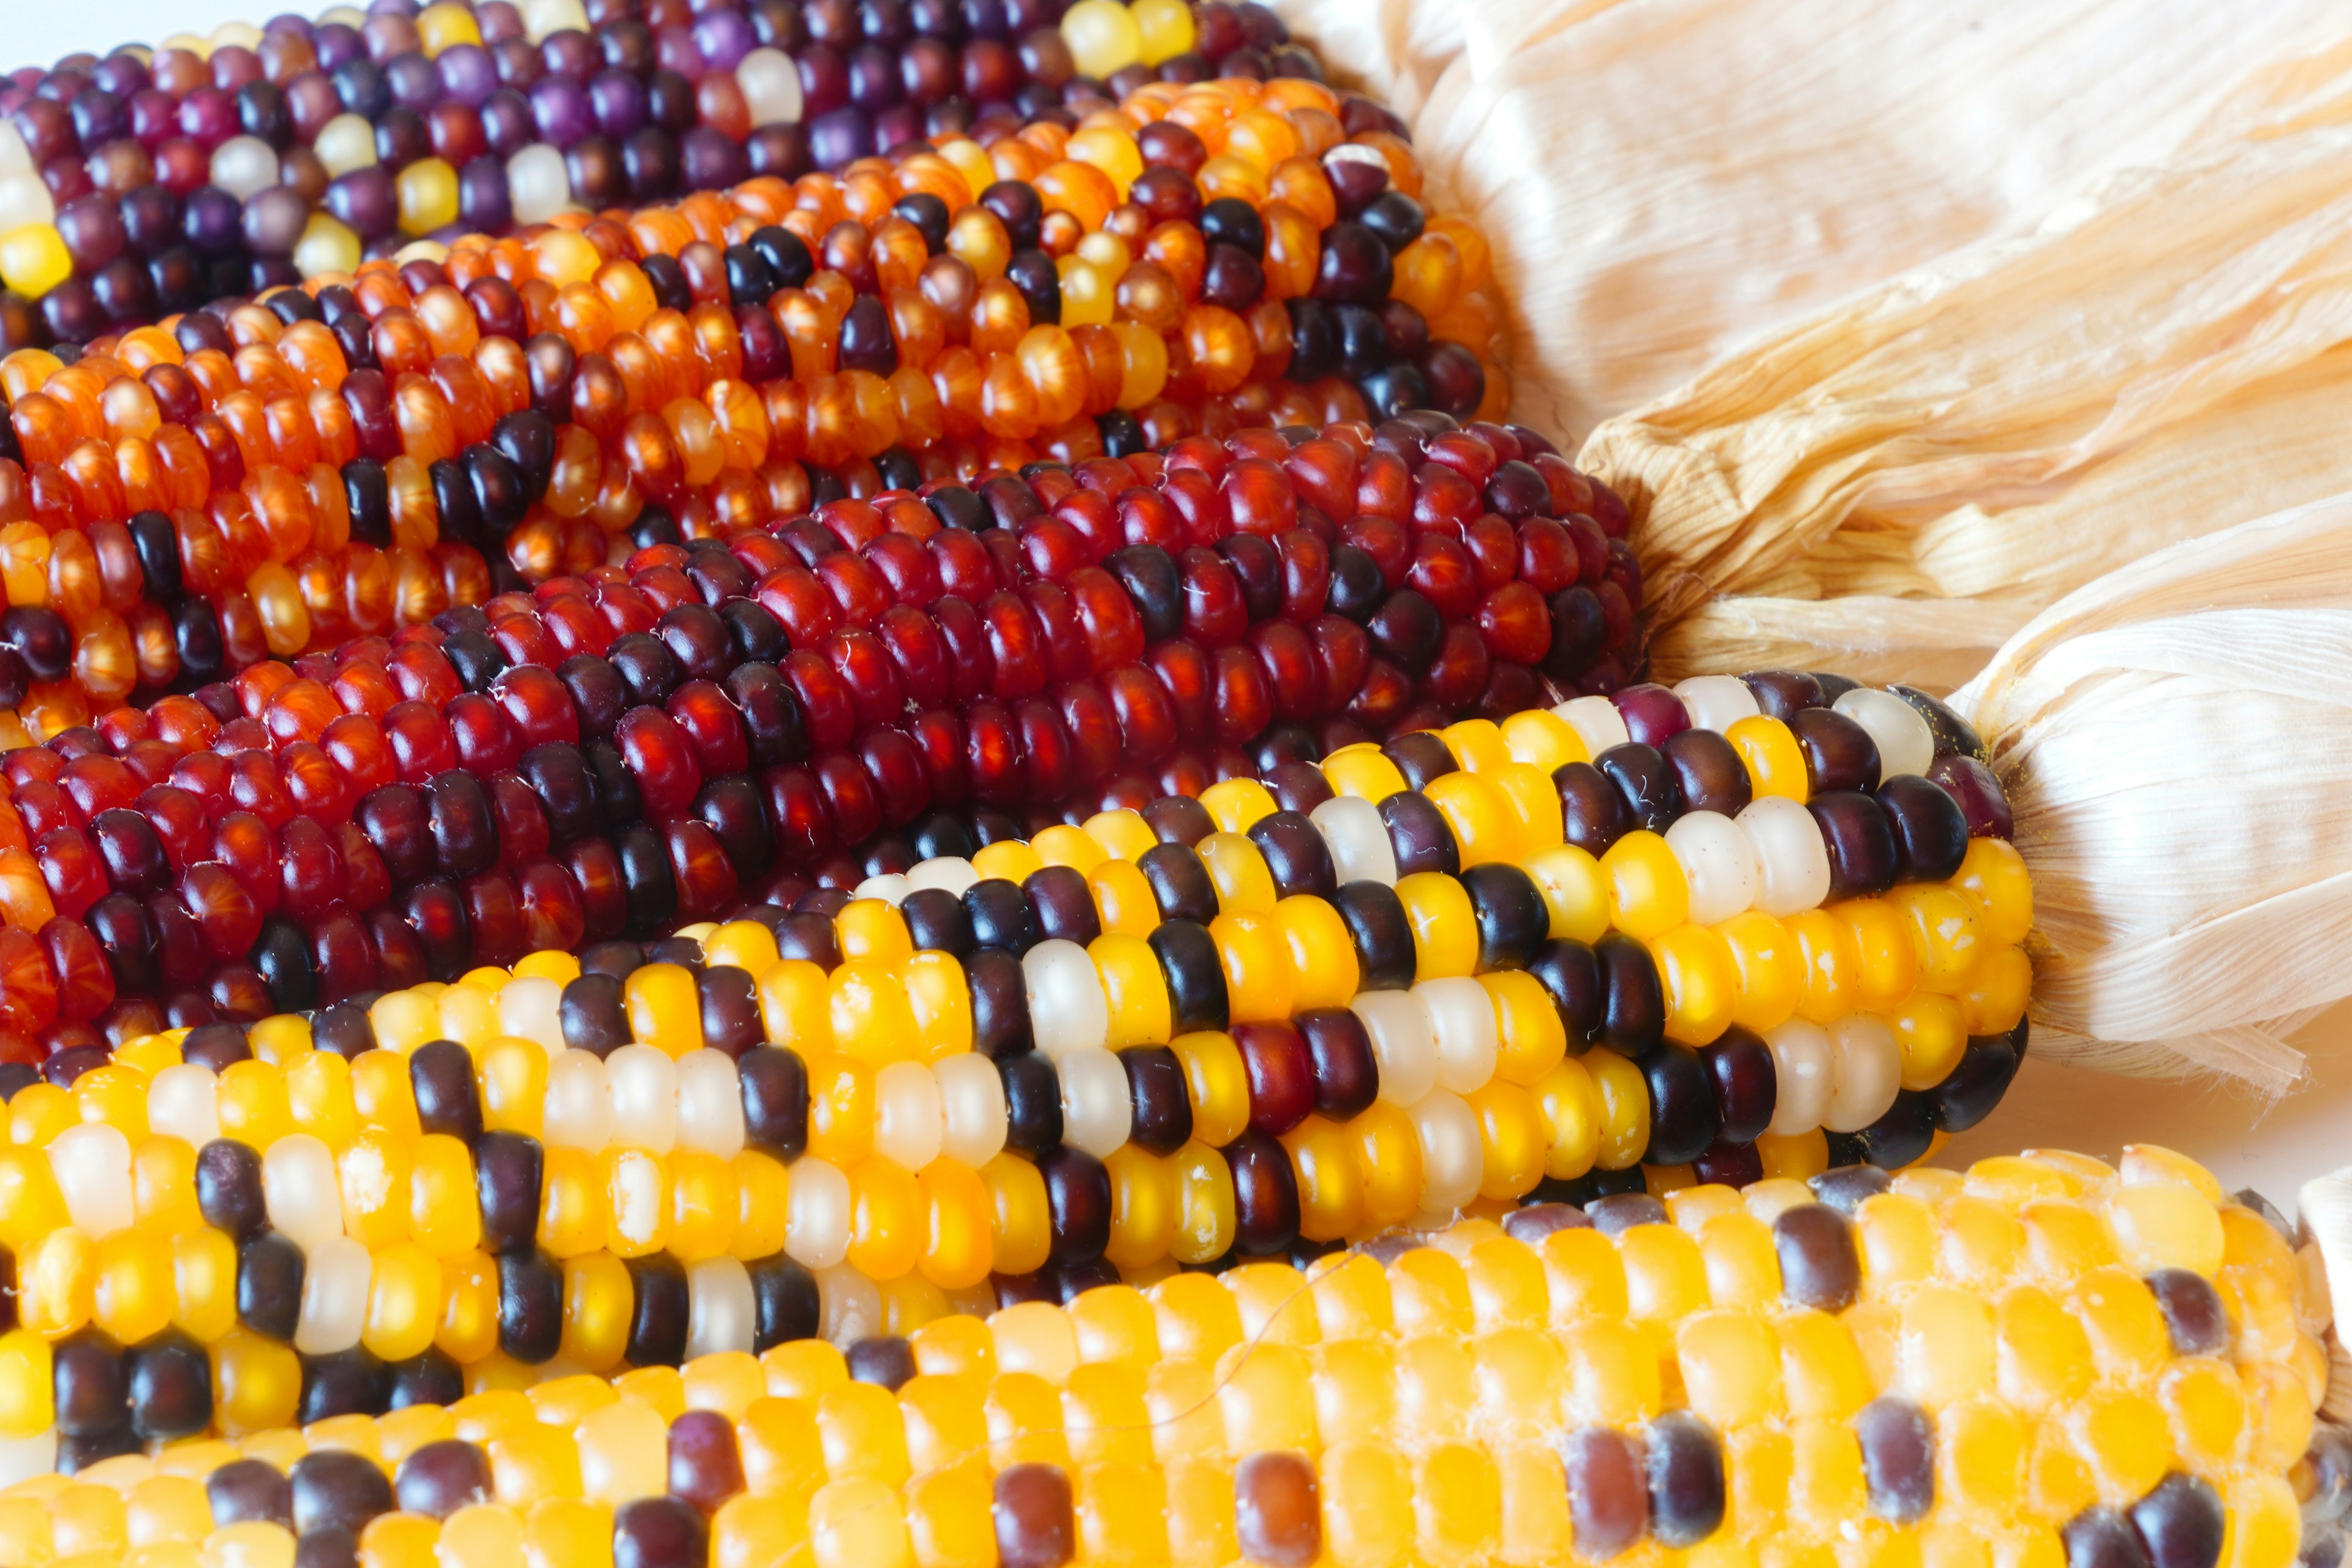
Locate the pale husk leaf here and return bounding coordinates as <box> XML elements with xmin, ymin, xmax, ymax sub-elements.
<box><xmin>1279</xmin><ymin>0</ymin><xmax>2352</xmax><ymax>440</ymax></box>
<box><xmin>1955</xmin><ymin>494</ymin><xmax>2352</xmax><ymax>1089</ymax></box>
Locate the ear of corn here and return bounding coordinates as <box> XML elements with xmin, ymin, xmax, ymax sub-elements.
<box><xmin>0</xmin><ymin>1144</ymin><xmax>2332</xmax><ymax>1568</ymax></box>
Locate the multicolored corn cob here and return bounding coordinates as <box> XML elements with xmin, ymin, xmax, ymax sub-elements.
<box><xmin>0</xmin><ymin>1145</ymin><xmax>2333</xmax><ymax>1568</ymax></box>
<box><xmin>0</xmin><ymin>130</ymin><xmax>1513</xmax><ymax>721</ymax></box>
<box><xmin>0</xmin><ymin>658</ymin><xmax>2016</xmax><ymax>1144</ymax></box>
<box><xmin>0</xmin><ymin>418</ymin><xmax>1637</xmax><ymax>1023</ymax></box>
<box><xmin>0</xmin><ymin>0</ymin><xmax>1350</xmax><ymax>341</ymax></box>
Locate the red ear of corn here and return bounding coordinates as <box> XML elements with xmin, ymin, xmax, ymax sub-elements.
<box><xmin>0</xmin><ymin>416</ymin><xmax>1635</xmax><ymax>1049</ymax></box>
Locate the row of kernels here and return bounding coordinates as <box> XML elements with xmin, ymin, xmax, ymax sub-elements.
<box><xmin>858</xmin><ymin>797</ymin><xmax>2024</xmax><ymax>1047</ymax></box>
<box><xmin>848</xmin><ymin>804</ymin><xmax>2026</xmax><ymax>1099</ymax></box>
<box><xmin>13</xmin><ymin>893</ymin><xmax>1995</xmax><ymax>1216</ymax></box>
<box><xmin>235</xmin><ymin>927</ymin><xmax>1870</xmax><ymax>1183</ymax></box>
<box><xmin>21</xmin><ymin>1037</ymin><xmax>1606</xmax><ymax>1289</ymax></box>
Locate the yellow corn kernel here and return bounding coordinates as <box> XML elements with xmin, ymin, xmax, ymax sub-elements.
<box><xmin>1093</xmin><ymin>933</ymin><xmax>1174</xmax><ymax>1049</ymax></box>
<box><xmin>74</xmin><ymin>1066</ymin><xmax>147</xmax><ymax>1140</ymax></box>
<box><xmin>1837</xmin><ymin>899</ymin><xmax>1920</xmax><ymax>1010</ymax></box>
<box><xmin>1958</xmin><ymin>945</ymin><xmax>2034</xmax><ymax>1035</ymax></box>
<box><xmin>1602</xmin><ymin>831</ymin><xmax>1690</xmax><ymax>941</ymax></box>
<box><xmin>478</xmin><ymin>1036</ymin><xmax>549</xmax><ymax>1138</ymax></box>
<box><xmin>701</xmin><ymin>919</ymin><xmax>781</xmax><ymax>976</ymax></box>
<box><xmin>1719</xmin><ymin>910</ymin><xmax>1804</xmax><ymax>1033</ymax></box>
<box><xmin>1901</xmin><ymin>1283</ymin><xmax>1998</xmax><ymax>1406</ymax></box>
<box><xmin>1272</xmin><ymin>894</ymin><xmax>1360</xmax><ymax>1011</ymax></box>
<box><xmin>806</xmin><ymin>1054</ymin><xmax>875</xmax><ymax>1168</ymax></box>
<box><xmin>1500</xmin><ymin>708</ymin><xmax>1588</xmax><ymax>771</ymax></box>
<box><xmin>1170</xmin><ymin>1031</ymin><xmax>1248</xmax><ymax>1148</ymax></box>
<box><xmin>1995</xmin><ymin>1285</ymin><xmax>2094</xmax><ymax>1414</ymax></box>
<box><xmin>1195</xmin><ymin>832</ymin><xmax>1275</xmax><ymax>916</ymax></box>
<box><xmin>0</xmin><ymin>1329</ymin><xmax>52</xmax><ymax>1436</ymax></box>
<box><xmin>1523</xmin><ymin>843</ymin><xmax>1610</xmax><ymax>944</ymax></box>
<box><xmin>1887</xmin><ymin>991</ymin><xmax>1969</xmax><ymax>1091</ymax></box>
<box><xmin>1937</xmin><ymin>1195</ymin><xmax>2027</xmax><ymax>1288</ymax></box>
<box><xmin>437</xmin><ymin>1250</ymin><xmax>500</xmax><ymax>1365</ymax></box>
<box><xmin>1395</xmin><ymin>871</ymin><xmax>1478</xmax><ymax>981</ymax></box>
<box><xmin>1777</xmin><ymin>1308</ymin><xmax>1872</xmax><ymax>1420</ymax></box>
<box><xmin>904</xmin><ymin>1458</ymin><xmax>993</xmax><ymax>1568</ymax></box>
<box><xmin>1651</xmin><ymin>923</ymin><xmax>1740</xmax><ymax>1046</ymax></box>
<box><xmin>350</xmin><ymin>1049</ymin><xmax>421</xmax><ymax>1134</ymax></box>
<box><xmin>370</xmin><ymin>991</ymin><xmax>439</xmax><ymax>1055</ymax></box>
<box><xmin>847</xmin><ymin>1155</ymin><xmax>924</xmax><ymax>1280</ymax></box>
<box><xmin>1198</xmin><ymin>778</ymin><xmax>1278</xmax><ymax>834</ymax></box>
<box><xmin>1586</xmin><ymin>1048</ymin><xmax>1649</xmax><ymax>1170</ymax></box>
<box><xmin>831</xmin><ymin>960</ymin><xmax>918</xmax><ymax>1066</ymax></box>
<box><xmin>1424</xmin><ymin>770</ymin><xmax>1520</xmax><ymax>866</ymax></box>
<box><xmin>1784</xmin><ymin>909</ymin><xmax>1860</xmax><ymax>1024</ymax></box>
<box><xmin>758</xmin><ymin>959</ymin><xmax>832</xmax><ymax>1054</ymax></box>
<box><xmin>972</xmin><ymin>840</ymin><xmax>1043</xmax><ymax>884</ymax></box>
<box><xmin>362</xmin><ymin>1242</ymin><xmax>442</xmax><ymax>1363</ymax></box>
<box><xmin>213</xmin><ymin>1329</ymin><xmax>301</xmax><ymax>1435</ymax></box>
<box><xmin>1170</xmin><ymin>1140</ymin><xmax>1237</xmax><ymax>1265</ymax></box>
<box><xmin>216</xmin><ymin>1059</ymin><xmax>293</xmax><ymax>1148</ymax></box>
<box><xmin>91</xmin><ymin>1227</ymin><xmax>174</xmax><ymax>1344</ymax></box>
<box><xmin>286</xmin><ymin>1049</ymin><xmax>358</xmax><ymax>1149</ymax></box>
<box><xmin>9</xmin><ymin>1082</ymin><xmax>73</xmax><ymax>1148</ymax></box>
<box><xmin>1088</xmin><ymin>858</ymin><xmax>1160</xmax><ymax>938</ymax></box>
<box><xmin>18</xmin><ymin>1224</ymin><xmax>92</xmax><ymax>1338</ymax></box>
<box><xmin>982</xmin><ymin>1153</ymin><xmax>1052</xmax><ymax>1278</ymax></box>
<box><xmin>667</xmin><ymin>1149</ymin><xmax>739</xmax><ymax>1263</ymax></box>
<box><xmin>1490</xmin><ymin>763</ymin><xmax>1564</xmax><ymax>853</ymax></box>
<box><xmin>1324</xmin><ymin>746</ymin><xmax>1408</xmax><ymax>801</ymax></box>
<box><xmin>732</xmin><ymin>1150</ymin><xmax>793</xmax><ymax>1262</ymax></box>
<box><xmin>1697</xmin><ymin>1210</ymin><xmax>1782</xmax><ymax>1308</ymax></box>
<box><xmin>439</xmin><ymin>981</ymin><xmax>501</xmax><ymax>1046</ymax></box>
<box><xmin>600</xmin><ymin>1147</ymin><xmax>671</xmax><ymax>1258</ymax></box>
<box><xmin>903</xmin><ymin>949</ymin><xmax>975</xmax><ymax>1060</ymax></box>
<box><xmin>1726</xmin><ymin>715</ymin><xmax>1808</xmax><ymax>802</ymax></box>
<box><xmin>538</xmin><ymin>1145</ymin><xmax>607</xmax><ymax>1259</ymax></box>
<box><xmin>1464</xmin><ymin>1079</ymin><xmax>1545</xmax><ymax>1201</ymax></box>
<box><xmin>1954</xmin><ymin>838</ymin><xmax>2034</xmax><ymax>946</ymax></box>
<box><xmin>835</xmin><ymin>899</ymin><xmax>915</xmax><ymax>968</ymax></box>
<box><xmin>1208</xmin><ymin>911</ymin><xmax>1295</xmax><ymax>1023</ymax></box>
<box><xmin>2106</xmin><ymin>1181</ymin><xmax>2226</xmax><ymax>1276</ymax></box>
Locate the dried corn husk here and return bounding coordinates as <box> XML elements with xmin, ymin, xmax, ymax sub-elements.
<box><xmin>1278</xmin><ymin>0</ymin><xmax>2352</xmax><ymax>440</ymax></box>
<box><xmin>1556</xmin><ymin>26</ymin><xmax>2352</xmax><ymax>687</ymax></box>
<box><xmin>2293</xmin><ymin>1164</ymin><xmax>2351</xmax><ymax>1419</ymax></box>
<box><xmin>1955</xmin><ymin>492</ymin><xmax>2352</xmax><ymax>1091</ymax></box>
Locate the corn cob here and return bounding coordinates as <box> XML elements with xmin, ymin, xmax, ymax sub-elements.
<box><xmin>0</xmin><ymin>1145</ymin><xmax>2333</xmax><ymax>1568</ymax></box>
<box><xmin>0</xmin><ymin>663</ymin><xmax>2021</xmax><ymax>1170</ymax></box>
<box><xmin>0</xmin><ymin>406</ymin><xmax>1598</xmax><ymax>801</ymax></box>
<box><xmin>0</xmin><ymin>652</ymin><xmax>2013</xmax><ymax>1136</ymax></box>
<box><xmin>0</xmin><ymin>415</ymin><xmax>1634</xmax><ymax>1008</ymax></box>
<box><xmin>0</xmin><ymin>0</ymin><xmax>1349</xmax><ymax>339</ymax></box>
<box><xmin>0</xmin><ymin>147</ymin><xmax>1508</xmax><ymax>725</ymax></box>
<box><xmin>0</xmin><ymin>955</ymin><xmax>1957</xmax><ymax>1335</ymax></box>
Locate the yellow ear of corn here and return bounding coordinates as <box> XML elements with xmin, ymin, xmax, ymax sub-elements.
<box><xmin>0</xmin><ymin>1143</ymin><xmax>2337</xmax><ymax>1568</ymax></box>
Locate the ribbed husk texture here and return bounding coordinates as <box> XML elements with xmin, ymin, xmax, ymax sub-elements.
<box><xmin>1280</xmin><ymin>0</ymin><xmax>2352</xmax><ymax>688</ymax></box>
<box><xmin>1953</xmin><ymin>495</ymin><xmax>2352</xmax><ymax>1091</ymax></box>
